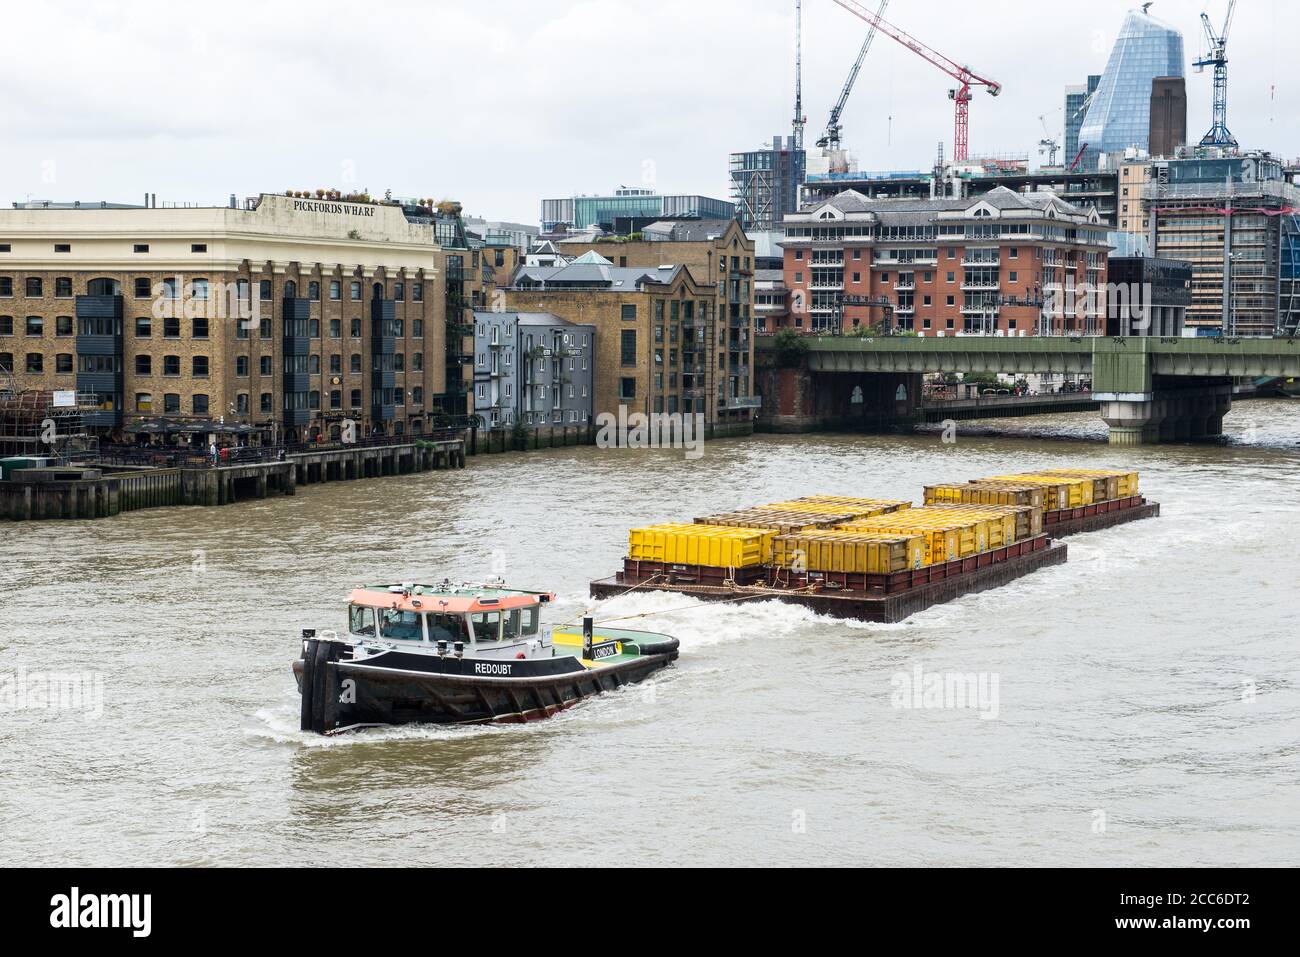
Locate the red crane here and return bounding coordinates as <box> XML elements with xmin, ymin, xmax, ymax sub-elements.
<box><xmin>830</xmin><ymin>0</ymin><xmax>1001</xmax><ymax>162</ymax></box>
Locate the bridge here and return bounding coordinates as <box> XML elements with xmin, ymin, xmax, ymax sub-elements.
<box><xmin>920</xmin><ymin>390</ymin><xmax>1099</xmax><ymax>422</ymax></box>
<box><xmin>756</xmin><ymin>335</ymin><xmax>1300</xmax><ymax>443</ymax></box>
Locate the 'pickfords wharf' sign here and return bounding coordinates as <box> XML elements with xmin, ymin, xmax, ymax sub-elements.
<box><xmin>291</xmin><ymin>199</ymin><xmax>376</xmax><ymax>217</ymax></box>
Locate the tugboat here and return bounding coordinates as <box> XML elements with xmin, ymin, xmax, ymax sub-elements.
<box><xmin>294</xmin><ymin>581</ymin><xmax>679</xmax><ymax>734</ymax></box>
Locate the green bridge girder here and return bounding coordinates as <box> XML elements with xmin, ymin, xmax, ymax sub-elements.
<box><xmin>759</xmin><ymin>336</ymin><xmax>1300</xmax><ymax>395</ymax></box>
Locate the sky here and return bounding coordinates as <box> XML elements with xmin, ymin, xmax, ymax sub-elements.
<box><xmin>0</xmin><ymin>0</ymin><xmax>1295</xmax><ymax>225</ymax></box>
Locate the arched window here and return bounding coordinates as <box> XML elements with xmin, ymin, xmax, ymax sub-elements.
<box><xmin>86</xmin><ymin>278</ymin><xmax>121</xmax><ymax>296</ymax></box>
<box><xmin>284</xmin><ymin>280</ymin><xmax>297</xmax><ymax>298</ymax></box>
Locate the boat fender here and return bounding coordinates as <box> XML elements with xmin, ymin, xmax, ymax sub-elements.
<box><xmin>631</xmin><ymin>638</ymin><xmax>680</xmax><ymax>658</ymax></box>
<box><xmin>309</xmin><ymin>640</ymin><xmax>341</xmax><ymax>734</ymax></box>
<box><xmin>515</xmin><ymin>652</ymin><xmax>527</xmax><ymax>660</ymax></box>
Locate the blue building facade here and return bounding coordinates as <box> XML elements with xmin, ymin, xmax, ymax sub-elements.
<box><xmin>1077</xmin><ymin>10</ymin><xmax>1184</xmax><ymax>167</ymax></box>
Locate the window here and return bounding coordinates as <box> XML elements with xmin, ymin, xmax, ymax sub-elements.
<box><xmin>350</xmin><ymin>281</ymin><xmax>361</xmax><ymax>301</ymax></box>
<box><xmin>192</xmin><ymin>394</ymin><xmax>209</xmax><ymax>413</ymax></box>
<box><xmin>309</xmin><ymin>318</ymin><xmax>320</xmax><ymax>339</ymax></box>
<box><xmin>259</xmin><ymin>280</ymin><xmax>272</xmax><ymax>301</ymax></box>
<box><xmin>25</xmin><ymin>277</ymin><xmax>42</xmax><ymax>297</ymax></box>
<box><xmin>394</xmin><ymin>282</ymin><xmax>405</xmax><ymax>300</ymax></box>
<box><xmin>350</xmin><ymin>354</ymin><xmax>361</xmax><ymax>373</ymax></box>
<box><xmin>25</xmin><ymin>353</ymin><xmax>42</xmax><ymax>373</ymax></box>
<box><xmin>190</xmin><ymin>244</ymin><xmax>207</xmax><ymax>253</ymax></box>
<box><xmin>55</xmin><ymin>277</ymin><xmax>73</xmax><ymax>298</ymax></box>
<box><xmin>309</xmin><ymin>390</ymin><xmax>320</xmax><ymax>410</ymax></box>
<box><xmin>308</xmin><ymin>281</ymin><xmax>320</xmax><ymax>301</ymax></box>
<box><xmin>619</xmin><ymin>377</ymin><xmax>636</xmax><ymax>401</ymax></box>
<box><xmin>350</xmin><ymin>389</ymin><xmax>362</xmax><ymax>409</ymax></box>
<box><xmin>55</xmin><ymin>316</ymin><xmax>73</xmax><ymax>337</ymax></box>
<box><xmin>413</xmin><ymin>318</ymin><xmax>423</xmax><ymax>337</ymax></box>
<box><xmin>330</xmin><ymin>389</ymin><xmax>341</xmax><ymax>410</ymax></box>
<box><xmin>25</xmin><ymin>316</ymin><xmax>42</xmax><ymax>336</ymax></box>
<box><xmin>0</xmin><ymin>278</ymin><xmax>11</xmax><ymax>297</ymax></box>
<box><xmin>54</xmin><ymin>244</ymin><xmax>71</xmax><ymax>254</ymax></box>
<box><xmin>794</xmin><ymin>272</ymin><xmax>803</xmax><ymax>284</ymax></box>
<box><xmin>620</xmin><ymin>330</ymin><xmax>636</xmax><ymax>366</ymax></box>
<box><xmin>135</xmin><ymin>317</ymin><xmax>151</xmax><ymax>337</ymax></box>
<box><xmin>947</xmin><ymin>272</ymin><xmax>955</xmax><ymax>283</ymax></box>
<box><xmin>309</xmin><ymin>354</ymin><xmax>321</xmax><ymax>374</ymax></box>
<box><xmin>134</xmin><ymin>277</ymin><xmax>150</xmax><ymax>298</ymax></box>
<box><xmin>136</xmin><ymin>393</ymin><xmax>152</xmax><ymax>412</ymax></box>
<box><xmin>413</xmin><ymin>282</ymin><xmax>423</xmax><ymax>302</ymax></box>
<box><xmin>260</xmin><ymin>356</ymin><xmax>272</xmax><ymax>376</ymax></box>
<box><xmin>236</xmin><ymin>355</ymin><xmax>249</xmax><ymax>377</ymax></box>
<box><xmin>329</xmin><ymin>280</ymin><xmax>341</xmax><ymax>301</ymax></box>
<box><xmin>329</xmin><ymin>354</ymin><xmax>341</xmax><ymax>374</ymax></box>
<box><xmin>134</xmin><ymin>244</ymin><xmax>149</xmax><ymax>254</ymax></box>
<box><xmin>164</xmin><ymin>394</ymin><xmax>180</xmax><ymax>413</ymax></box>
<box><xmin>236</xmin><ymin>393</ymin><xmax>249</xmax><ymax>414</ymax></box>
<box><xmin>0</xmin><ymin>351</ymin><xmax>11</xmax><ymax>370</ymax></box>
<box><xmin>163</xmin><ymin>317</ymin><xmax>180</xmax><ymax>338</ymax></box>
<box><xmin>621</xmin><ymin>304</ymin><xmax>637</xmax><ymax>321</ymax></box>
<box><xmin>412</xmin><ymin>387</ymin><xmax>423</xmax><ymax>405</ymax></box>
<box><xmin>350</xmin><ymin>318</ymin><xmax>361</xmax><ymax>338</ymax></box>
<box><xmin>55</xmin><ymin>353</ymin><xmax>73</xmax><ymax>374</ymax></box>
<box><xmin>192</xmin><ymin>317</ymin><xmax>209</xmax><ymax>339</ymax></box>
<box><xmin>163</xmin><ymin>355</ymin><xmax>180</xmax><ymax>376</ymax></box>
<box><xmin>1009</xmin><ymin>248</ymin><xmax>1018</xmax><ymax>259</ymax></box>
<box><xmin>412</xmin><ymin>352</ymin><xmax>422</xmax><ymax>371</ymax></box>
<box><xmin>136</xmin><ymin>355</ymin><xmax>152</xmax><ymax>375</ymax></box>
<box><xmin>1009</xmin><ymin>271</ymin><xmax>1018</xmax><ymax>283</ymax></box>
<box><xmin>329</xmin><ymin>318</ymin><xmax>341</xmax><ymax>339</ymax></box>
<box><xmin>260</xmin><ymin>393</ymin><xmax>273</xmax><ymax>413</ymax></box>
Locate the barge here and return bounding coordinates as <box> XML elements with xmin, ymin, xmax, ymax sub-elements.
<box><xmin>295</xmin><ymin>582</ymin><xmax>678</xmax><ymax>734</ymax></box>
<box><xmin>589</xmin><ymin>470</ymin><xmax>1158</xmax><ymax>624</ymax></box>
<box><xmin>592</xmin><ymin>534</ymin><xmax>1067</xmax><ymax>623</ymax></box>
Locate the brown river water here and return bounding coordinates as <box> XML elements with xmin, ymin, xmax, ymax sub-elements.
<box><xmin>2</xmin><ymin>401</ymin><xmax>1298</xmax><ymax>866</ymax></box>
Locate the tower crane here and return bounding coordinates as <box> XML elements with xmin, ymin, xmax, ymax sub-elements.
<box><xmin>816</xmin><ymin>0</ymin><xmax>889</xmax><ymax>161</ymax></box>
<box><xmin>830</xmin><ymin>0</ymin><xmax>1001</xmax><ymax>162</ymax></box>
<box><xmin>1194</xmin><ymin>0</ymin><xmax>1238</xmax><ymax>149</ymax></box>
<box><xmin>1038</xmin><ymin>113</ymin><xmax>1060</xmax><ymax>167</ymax></box>
<box><xmin>793</xmin><ymin>0</ymin><xmax>806</xmax><ymax>150</ymax></box>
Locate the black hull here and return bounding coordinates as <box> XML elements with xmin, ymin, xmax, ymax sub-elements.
<box><xmin>295</xmin><ymin>640</ymin><xmax>677</xmax><ymax>734</ymax></box>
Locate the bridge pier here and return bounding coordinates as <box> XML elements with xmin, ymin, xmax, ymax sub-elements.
<box><xmin>1099</xmin><ymin>385</ymin><xmax>1233</xmax><ymax>445</ymax></box>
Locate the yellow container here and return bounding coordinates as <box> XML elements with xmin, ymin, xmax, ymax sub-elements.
<box><xmin>1038</xmin><ymin>468</ymin><xmax>1139</xmax><ymax>500</ymax></box>
<box><xmin>982</xmin><ymin>474</ymin><xmax>1093</xmax><ymax>509</ymax></box>
<box><xmin>773</xmin><ymin>531</ymin><xmax>925</xmax><ymax>574</ymax></box>
<box><xmin>927</xmin><ymin>482</ymin><xmax>1047</xmax><ymax>510</ymax></box>
<box><xmin>629</xmin><ymin>524</ymin><xmax>773</xmax><ymax>568</ymax></box>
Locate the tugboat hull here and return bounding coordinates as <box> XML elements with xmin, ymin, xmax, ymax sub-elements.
<box><xmin>295</xmin><ymin>638</ymin><xmax>677</xmax><ymax>733</ymax></box>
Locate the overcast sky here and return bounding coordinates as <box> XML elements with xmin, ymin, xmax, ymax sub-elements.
<box><xmin>1</xmin><ymin>0</ymin><xmax>1294</xmax><ymax>225</ymax></box>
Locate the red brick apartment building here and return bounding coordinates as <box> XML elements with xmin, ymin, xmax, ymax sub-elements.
<box><xmin>780</xmin><ymin>187</ymin><xmax>1110</xmax><ymax>336</ymax></box>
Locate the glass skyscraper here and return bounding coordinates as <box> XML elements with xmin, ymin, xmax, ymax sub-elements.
<box><xmin>1077</xmin><ymin>9</ymin><xmax>1184</xmax><ymax>165</ymax></box>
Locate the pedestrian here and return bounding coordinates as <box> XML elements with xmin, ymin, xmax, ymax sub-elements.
<box><xmin>210</xmin><ymin>441</ymin><xmax>218</xmax><ymax>465</ymax></box>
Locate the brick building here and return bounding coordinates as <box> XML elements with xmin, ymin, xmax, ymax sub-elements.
<box><xmin>0</xmin><ymin>193</ymin><xmax>480</xmax><ymax>443</ymax></box>
<box><xmin>780</xmin><ymin>187</ymin><xmax>1110</xmax><ymax>336</ymax></box>
<box><xmin>504</xmin><ymin>253</ymin><xmax>754</xmax><ymax>431</ymax></box>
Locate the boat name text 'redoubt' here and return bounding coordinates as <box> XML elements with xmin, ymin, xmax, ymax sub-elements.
<box><xmin>474</xmin><ymin>662</ymin><xmax>512</xmax><ymax>675</ymax></box>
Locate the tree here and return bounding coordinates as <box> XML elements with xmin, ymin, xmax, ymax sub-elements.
<box><xmin>773</xmin><ymin>327</ymin><xmax>809</xmax><ymax>368</ymax></box>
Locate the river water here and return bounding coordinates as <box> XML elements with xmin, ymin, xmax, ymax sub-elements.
<box><xmin>3</xmin><ymin>401</ymin><xmax>1298</xmax><ymax>867</ymax></box>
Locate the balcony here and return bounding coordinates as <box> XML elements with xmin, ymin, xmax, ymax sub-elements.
<box><xmin>961</xmin><ymin>281</ymin><xmax>1001</xmax><ymax>292</ymax></box>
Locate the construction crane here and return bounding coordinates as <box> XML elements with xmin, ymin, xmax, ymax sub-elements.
<box><xmin>792</xmin><ymin>0</ymin><xmax>806</xmax><ymax>150</ymax></box>
<box><xmin>830</xmin><ymin>0</ymin><xmax>1001</xmax><ymax>162</ymax></box>
<box><xmin>1068</xmin><ymin>142</ymin><xmax>1089</xmax><ymax>172</ymax></box>
<box><xmin>1194</xmin><ymin>0</ymin><xmax>1238</xmax><ymax>149</ymax></box>
<box><xmin>1038</xmin><ymin>114</ymin><xmax>1060</xmax><ymax>166</ymax></box>
<box><xmin>816</xmin><ymin>0</ymin><xmax>889</xmax><ymax>159</ymax></box>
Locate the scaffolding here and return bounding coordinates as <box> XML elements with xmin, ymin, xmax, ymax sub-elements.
<box><xmin>0</xmin><ymin>389</ymin><xmax>100</xmax><ymax>459</ymax></box>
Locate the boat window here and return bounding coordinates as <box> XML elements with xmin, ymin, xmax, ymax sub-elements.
<box><xmin>349</xmin><ymin>605</ymin><xmax>376</xmax><ymax>636</ymax></box>
<box><xmin>503</xmin><ymin>609</ymin><xmax>522</xmax><ymax>641</ymax></box>
<box><xmin>470</xmin><ymin>612</ymin><xmax>502</xmax><ymax>643</ymax></box>
<box><xmin>426</xmin><ymin>613</ymin><xmax>469</xmax><ymax>645</ymax></box>
<box><xmin>520</xmin><ymin>606</ymin><xmax>539</xmax><ymax>636</ymax></box>
<box><xmin>379</xmin><ymin>609</ymin><xmax>423</xmax><ymax>641</ymax></box>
